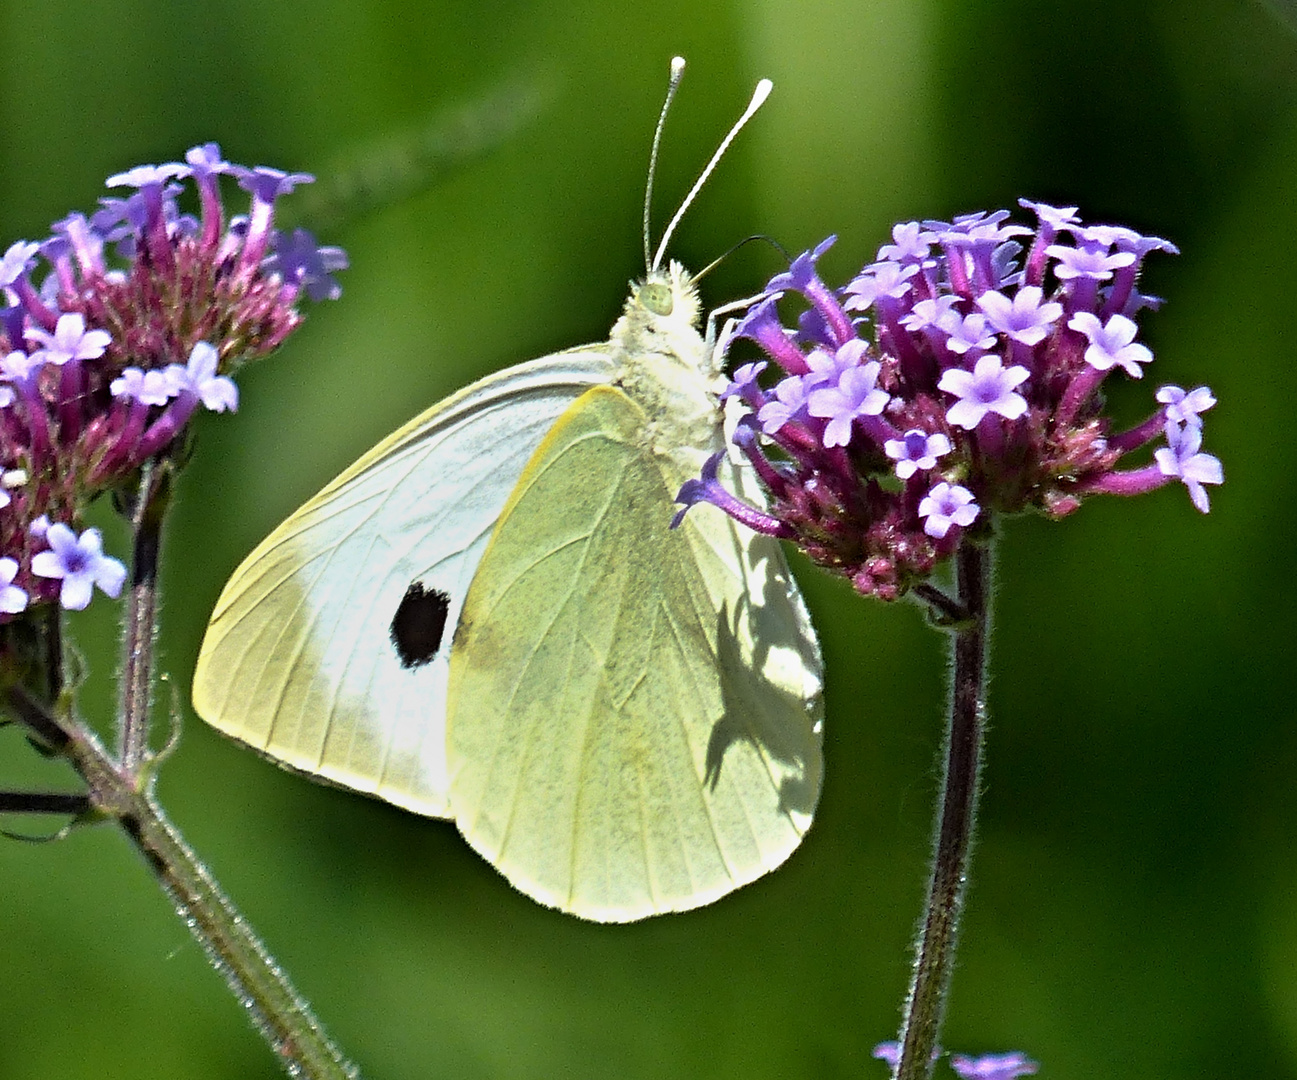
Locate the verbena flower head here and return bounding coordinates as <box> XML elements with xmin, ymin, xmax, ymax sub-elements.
<box><xmin>0</xmin><ymin>143</ymin><xmax>345</xmax><ymax>616</ymax></box>
<box><xmin>676</xmin><ymin>202</ymin><xmax>1221</xmax><ymax>601</ymax></box>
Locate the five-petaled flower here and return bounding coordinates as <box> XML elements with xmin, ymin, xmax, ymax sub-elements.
<box><xmin>31</xmin><ymin>523</ymin><xmax>126</xmax><ymax>611</ymax></box>
<box><xmin>939</xmin><ymin>356</ymin><xmax>1030</xmax><ymax>430</ymax></box>
<box><xmin>919</xmin><ymin>482</ymin><xmax>980</xmax><ymax>539</ymax></box>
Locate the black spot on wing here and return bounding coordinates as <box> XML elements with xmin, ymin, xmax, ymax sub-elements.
<box><xmin>390</xmin><ymin>583</ymin><xmax>451</xmax><ymax>668</ymax></box>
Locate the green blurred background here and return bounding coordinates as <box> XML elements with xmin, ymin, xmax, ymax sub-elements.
<box><xmin>0</xmin><ymin>0</ymin><xmax>1292</xmax><ymax>1077</ymax></box>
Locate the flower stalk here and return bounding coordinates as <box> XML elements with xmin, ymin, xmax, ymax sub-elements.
<box><xmin>118</xmin><ymin>461</ymin><xmax>168</xmax><ymax>771</ymax></box>
<box><xmin>6</xmin><ymin>684</ymin><xmax>359</xmax><ymax>1080</ymax></box>
<box><xmin>683</xmin><ymin>204</ymin><xmax>1223</xmax><ymax>1074</ymax></box>
<box><xmin>897</xmin><ymin>541</ymin><xmax>990</xmax><ymax>1080</ymax></box>
<box><xmin>0</xmin><ymin>143</ymin><xmax>353</xmax><ymax>1077</ymax></box>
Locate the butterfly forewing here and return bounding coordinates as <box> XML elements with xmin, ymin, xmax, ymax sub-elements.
<box><xmin>446</xmin><ymin>385</ymin><xmax>823</xmax><ymax>921</ymax></box>
<box><xmin>193</xmin><ymin>350</ymin><xmax>615</xmax><ymax>816</ymax></box>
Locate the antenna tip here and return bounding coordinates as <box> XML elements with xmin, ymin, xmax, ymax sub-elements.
<box><xmin>670</xmin><ymin>56</ymin><xmax>686</xmax><ymax>75</ymax></box>
<box><xmin>752</xmin><ymin>78</ymin><xmax>773</xmax><ymax>108</ymax></box>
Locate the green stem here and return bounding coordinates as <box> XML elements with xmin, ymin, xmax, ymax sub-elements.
<box><xmin>895</xmin><ymin>540</ymin><xmax>991</xmax><ymax>1080</ymax></box>
<box><xmin>8</xmin><ymin>687</ymin><xmax>360</xmax><ymax>1080</ymax></box>
<box><xmin>6</xmin><ymin>463</ymin><xmax>359</xmax><ymax>1078</ymax></box>
<box><xmin>119</xmin><ymin>463</ymin><xmax>166</xmax><ymax>771</ymax></box>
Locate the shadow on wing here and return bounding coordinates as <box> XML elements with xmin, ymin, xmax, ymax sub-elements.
<box><xmin>702</xmin><ymin>564</ymin><xmax>824</xmax><ymax>824</ymax></box>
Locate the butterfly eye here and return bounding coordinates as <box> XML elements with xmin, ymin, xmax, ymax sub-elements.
<box><xmin>638</xmin><ymin>281</ymin><xmax>674</xmax><ymax>316</ymax></box>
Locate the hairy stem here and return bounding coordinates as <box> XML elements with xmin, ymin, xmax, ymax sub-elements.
<box><xmin>6</xmin><ymin>687</ymin><xmax>359</xmax><ymax>1080</ymax></box>
<box><xmin>896</xmin><ymin>540</ymin><xmax>991</xmax><ymax>1080</ymax></box>
<box><xmin>4</xmin><ymin>458</ymin><xmax>359</xmax><ymax>1079</ymax></box>
<box><xmin>119</xmin><ymin>463</ymin><xmax>168</xmax><ymax>771</ymax></box>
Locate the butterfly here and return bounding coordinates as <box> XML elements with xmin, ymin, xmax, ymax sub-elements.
<box><xmin>192</xmin><ymin>59</ymin><xmax>824</xmax><ymax>923</ymax></box>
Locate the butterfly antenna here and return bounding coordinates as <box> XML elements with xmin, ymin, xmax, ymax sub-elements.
<box><xmin>644</xmin><ymin>56</ymin><xmax>688</xmax><ymax>273</ymax></box>
<box><xmin>692</xmin><ymin>234</ymin><xmax>792</xmax><ymax>283</ymax></box>
<box><xmin>650</xmin><ymin>75</ymin><xmax>772</xmax><ymax>272</ymax></box>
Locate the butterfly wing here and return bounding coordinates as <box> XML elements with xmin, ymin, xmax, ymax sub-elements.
<box><xmin>446</xmin><ymin>384</ymin><xmax>823</xmax><ymax>921</ymax></box>
<box><xmin>192</xmin><ymin>349</ymin><xmax>616</xmax><ymax>817</ymax></box>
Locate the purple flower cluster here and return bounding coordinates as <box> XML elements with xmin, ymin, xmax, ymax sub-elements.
<box><xmin>676</xmin><ymin>203</ymin><xmax>1221</xmax><ymax>600</ymax></box>
<box><xmin>0</xmin><ymin>143</ymin><xmax>345</xmax><ymax>616</ymax></box>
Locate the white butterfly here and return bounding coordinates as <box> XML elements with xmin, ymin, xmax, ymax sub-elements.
<box><xmin>192</xmin><ymin>59</ymin><xmax>824</xmax><ymax>923</ymax></box>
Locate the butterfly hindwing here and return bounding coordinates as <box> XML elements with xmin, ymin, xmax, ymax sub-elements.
<box><xmin>446</xmin><ymin>384</ymin><xmax>823</xmax><ymax>921</ymax></box>
<box><xmin>192</xmin><ymin>349</ymin><xmax>615</xmax><ymax>816</ymax></box>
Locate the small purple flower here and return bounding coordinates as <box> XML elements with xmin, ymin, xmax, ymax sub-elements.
<box><xmin>807</xmin><ymin>360</ymin><xmax>889</xmax><ymax>448</ymax></box>
<box><xmin>732</xmin><ymin>295</ymin><xmax>810</xmax><ymax>374</ymax></box>
<box><xmin>876</xmin><ymin>221</ymin><xmax>930</xmax><ymax>263</ymax></box>
<box><xmin>672</xmin><ymin>448</ymin><xmax>786</xmax><ymax>536</ymax></box>
<box><xmin>90</xmin><ymin>195</ymin><xmax>151</xmax><ymax>257</ymax></box>
<box><xmin>234</xmin><ymin>166</ymin><xmax>315</xmax><ymax>206</ymax></box>
<box><xmin>1</xmin><ymin>350</ymin><xmax>45</xmax><ymax>395</ymax></box>
<box><xmin>1046</xmin><ymin>242</ymin><xmax>1135</xmax><ymax>281</ymax></box>
<box><xmin>31</xmin><ymin>523</ymin><xmax>127</xmax><ymax>611</ymax></box>
<box><xmin>885</xmin><ymin>428</ymin><xmax>953</xmax><ymax>479</ymax></box>
<box><xmin>942</xmin><ymin>311</ymin><xmax>997</xmax><ymax>356</ymax></box>
<box><xmin>720</xmin><ymin>361</ymin><xmax>767</xmax><ymax>404</ymax></box>
<box><xmin>949</xmin><ymin>1052</ymin><xmax>1040</xmax><ymax>1080</ymax></box>
<box><xmin>901</xmin><ymin>296</ymin><xmax>961</xmax><ymax>333</ymax></box>
<box><xmin>767</xmin><ymin>235</ymin><xmax>837</xmax><ymax>294</ymax></box>
<box><xmin>1067</xmin><ymin>312</ymin><xmax>1152</xmax><ymax>378</ymax></box>
<box><xmin>164</xmin><ymin>342</ymin><xmax>238</xmax><ymax>412</ymax></box>
<box><xmin>947</xmin><ymin>214</ymin><xmax>1030</xmax><ymax>247</ymax></box>
<box><xmin>976</xmin><ymin>285</ymin><xmax>1062</xmax><ymax>346</ymax></box>
<box><xmin>926</xmin><ymin>209</ymin><xmax>1011</xmax><ymax>239</ymax></box>
<box><xmin>1019</xmin><ymin>198</ymin><xmax>1080</xmax><ymax>231</ymax></box>
<box><xmin>919</xmin><ymin>482</ymin><xmax>979</xmax><ymax>539</ymax></box>
<box><xmin>111</xmin><ymin>366</ymin><xmax>174</xmax><ymax>406</ymax></box>
<box><xmin>807</xmin><ymin>339</ymin><xmax>869</xmax><ymax>383</ymax></box>
<box><xmin>871</xmin><ymin>1041</ymin><xmax>943</xmax><ymax>1072</ymax></box>
<box><xmin>1155</xmin><ymin>421</ymin><xmax>1223</xmax><ymax>513</ymax></box>
<box><xmin>1156</xmin><ymin>384</ymin><xmax>1215</xmax><ymax>428</ymax></box>
<box><xmin>48</xmin><ymin>213</ymin><xmax>104</xmax><ymax>277</ymax></box>
<box><xmin>184</xmin><ymin>143</ymin><xmax>232</xmax><ymax>177</ymax></box>
<box><xmin>0</xmin><ymin>241</ymin><xmax>39</xmax><ymax>289</ymax></box>
<box><xmin>843</xmin><ymin>261</ymin><xmax>919</xmax><ymax>312</ymax></box>
<box><xmin>105</xmin><ymin>163</ymin><xmax>189</xmax><ymax>190</ymax></box>
<box><xmin>26</xmin><ymin>312</ymin><xmax>112</xmax><ymax>366</ymax></box>
<box><xmin>0</xmin><ymin>557</ymin><xmax>27</xmax><ymax>614</ymax></box>
<box><xmin>758</xmin><ymin>374</ymin><xmax>815</xmax><ymax>435</ymax></box>
<box><xmin>939</xmin><ymin>355</ymin><xmax>1030</xmax><ymax>429</ymax></box>
<box><xmin>1079</xmin><ymin>223</ymin><xmax>1177</xmax><ymax>255</ymax></box>
<box><xmin>871</xmin><ymin>1043</ymin><xmax>902</xmax><ymax>1069</ymax></box>
<box><xmin>231</xmin><ymin>166</ymin><xmax>316</xmax><ymax>275</ymax></box>
<box><xmin>264</xmin><ymin>228</ymin><xmax>349</xmax><ymax>302</ymax></box>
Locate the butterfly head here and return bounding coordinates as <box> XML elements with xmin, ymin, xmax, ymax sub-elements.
<box><xmin>631</xmin><ymin>262</ymin><xmax>701</xmax><ymax>324</ymax></box>
<box><xmin>611</xmin><ymin>262</ymin><xmax>704</xmax><ymax>373</ymax></box>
